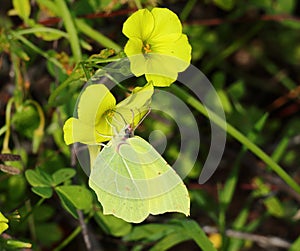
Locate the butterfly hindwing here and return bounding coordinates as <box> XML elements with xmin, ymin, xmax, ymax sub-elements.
<box><xmin>89</xmin><ymin>134</ymin><xmax>190</xmax><ymax>223</ymax></box>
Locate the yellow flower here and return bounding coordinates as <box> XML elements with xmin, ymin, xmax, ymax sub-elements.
<box><xmin>63</xmin><ymin>83</ymin><xmax>153</xmax><ymax>145</ymax></box>
<box><xmin>122</xmin><ymin>8</ymin><xmax>192</xmax><ymax>87</ymax></box>
<box><xmin>0</xmin><ymin>212</ymin><xmax>9</xmax><ymax>234</ymax></box>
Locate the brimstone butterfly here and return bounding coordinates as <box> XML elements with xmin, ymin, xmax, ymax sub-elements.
<box><xmin>89</xmin><ymin>118</ymin><xmax>190</xmax><ymax>223</ymax></box>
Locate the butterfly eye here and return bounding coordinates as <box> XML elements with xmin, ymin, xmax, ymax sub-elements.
<box><xmin>124</xmin><ymin>127</ymin><xmax>133</xmax><ymax>138</ymax></box>
<box><xmin>124</xmin><ymin>128</ymin><xmax>130</xmax><ymax>135</ymax></box>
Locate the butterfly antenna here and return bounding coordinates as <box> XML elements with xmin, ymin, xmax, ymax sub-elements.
<box><xmin>105</xmin><ymin>113</ymin><xmax>124</xmax><ymax>136</ymax></box>
<box><xmin>112</xmin><ymin>110</ymin><xmax>128</xmax><ymax>127</ymax></box>
<box><xmin>133</xmin><ymin>108</ymin><xmax>151</xmax><ymax>131</ymax></box>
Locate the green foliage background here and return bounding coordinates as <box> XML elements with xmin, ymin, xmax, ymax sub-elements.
<box><xmin>0</xmin><ymin>0</ymin><xmax>300</xmax><ymax>250</ymax></box>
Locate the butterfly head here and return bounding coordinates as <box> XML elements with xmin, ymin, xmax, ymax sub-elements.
<box><xmin>123</xmin><ymin>124</ymin><xmax>134</xmax><ymax>139</ymax></box>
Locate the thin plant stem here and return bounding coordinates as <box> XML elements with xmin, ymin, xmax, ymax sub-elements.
<box><xmin>75</xmin><ymin>19</ymin><xmax>121</xmax><ymax>52</ymax></box>
<box><xmin>2</xmin><ymin>98</ymin><xmax>14</xmax><ymax>153</ymax></box>
<box><xmin>12</xmin><ymin>31</ymin><xmax>65</xmax><ymax>72</ymax></box>
<box><xmin>134</xmin><ymin>0</ymin><xmax>142</xmax><ymax>9</ymax></box>
<box><xmin>170</xmin><ymin>84</ymin><xmax>300</xmax><ymax>194</ymax></box>
<box><xmin>55</xmin><ymin>0</ymin><xmax>82</xmax><ymax>62</ymax></box>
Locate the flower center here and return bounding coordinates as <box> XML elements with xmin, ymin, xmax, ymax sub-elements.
<box><xmin>103</xmin><ymin>109</ymin><xmax>115</xmax><ymax>123</ymax></box>
<box><xmin>142</xmin><ymin>43</ymin><xmax>152</xmax><ymax>54</ymax></box>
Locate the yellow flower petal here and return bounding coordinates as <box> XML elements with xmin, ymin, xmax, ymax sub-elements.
<box><xmin>95</xmin><ymin>114</ymin><xmax>114</xmax><ymax>138</ymax></box>
<box><xmin>115</xmin><ymin>83</ymin><xmax>154</xmax><ymax>126</ymax></box>
<box><xmin>78</xmin><ymin>84</ymin><xmax>116</xmax><ymax>126</ymax></box>
<box><xmin>63</xmin><ymin>118</ymin><xmax>94</xmax><ymax>145</ymax></box>
<box><xmin>150</xmin><ymin>8</ymin><xmax>182</xmax><ymax>40</ymax></box>
<box><xmin>124</xmin><ymin>38</ymin><xmax>143</xmax><ymax>56</ymax></box>
<box><xmin>0</xmin><ymin>212</ymin><xmax>8</xmax><ymax>234</ymax></box>
<box><xmin>143</xmin><ymin>53</ymin><xmax>179</xmax><ymax>86</ymax></box>
<box><xmin>122</xmin><ymin>8</ymin><xmax>192</xmax><ymax>87</ymax></box>
<box><xmin>151</xmin><ymin>34</ymin><xmax>191</xmax><ymax>66</ymax></box>
<box><xmin>63</xmin><ymin>84</ymin><xmax>116</xmax><ymax>145</ymax></box>
<box><xmin>127</xmin><ymin>54</ymin><xmax>148</xmax><ymax>77</ymax></box>
<box><xmin>122</xmin><ymin>9</ymin><xmax>154</xmax><ymax>41</ymax></box>
<box><xmin>124</xmin><ymin>39</ymin><xmax>148</xmax><ymax>76</ymax></box>
<box><xmin>146</xmin><ymin>74</ymin><xmax>176</xmax><ymax>87</ymax></box>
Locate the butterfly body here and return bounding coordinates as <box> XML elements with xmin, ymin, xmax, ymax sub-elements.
<box><xmin>113</xmin><ymin>124</ymin><xmax>134</xmax><ymax>153</ymax></box>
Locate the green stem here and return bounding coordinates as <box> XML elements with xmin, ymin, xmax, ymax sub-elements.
<box><xmin>55</xmin><ymin>0</ymin><xmax>82</xmax><ymax>62</ymax></box>
<box><xmin>12</xmin><ymin>31</ymin><xmax>65</xmax><ymax>72</ymax></box>
<box><xmin>25</xmin><ymin>200</ymin><xmax>37</xmax><ymax>242</ymax></box>
<box><xmin>134</xmin><ymin>0</ymin><xmax>142</xmax><ymax>9</ymax></box>
<box><xmin>180</xmin><ymin>0</ymin><xmax>197</xmax><ymax>21</ymax></box>
<box><xmin>16</xmin><ymin>27</ymin><xmax>68</xmax><ymax>38</ymax></box>
<box><xmin>21</xmin><ymin>198</ymin><xmax>45</xmax><ymax>223</ymax></box>
<box><xmin>170</xmin><ymin>84</ymin><xmax>300</xmax><ymax>194</ymax></box>
<box><xmin>0</xmin><ymin>125</ymin><xmax>7</xmax><ymax>137</ymax></box>
<box><xmin>53</xmin><ymin>212</ymin><xmax>93</xmax><ymax>251</ymax></box>
<box><xmin>75</xmin><ymin>19</ymin><xmax>122</xmax><ymax>52</ymax></box>
<box><xmin>53</xmin><ymin>225</ymin><xmax>82</xmax><ymax>251</ymax></box>
<box><xmin>2</xmin><ymin>98</ymin><xmax>14</xmax><ymax>153</ymax></box>
<box><xmin>27</xmin><ymin>100</ymin><xmax>45</xmax><ymax>153</ymax></box>
<box><xmin>203</xmin><ymin>23</ymin><xmax>263</xmax><ymax>73</ymax></box>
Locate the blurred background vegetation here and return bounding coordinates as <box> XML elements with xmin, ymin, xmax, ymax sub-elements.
<box><xmin>0</xmin><ymin>0</ymin><xmax>300</xmax><ymax>250</ymax></box>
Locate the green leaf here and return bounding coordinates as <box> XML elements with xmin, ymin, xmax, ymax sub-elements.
<box><xmin>33</xmin><ymin>204</ymin><xmax>55</xmax><ymax>222</ymax></box>
<box><xmin>52</xmin><ymin>168</ymin><xmax>76</xmax><ymax>186</ymax></box>
<box><xmin>150</xmin><ymin>231</ymin><xmax>190</xmax><ymax>251</ymax></box>
<box><xmin>289</xmin><ymin>235</ymin><xmax>300</xmax><ymax>251</ymax></box>
<box><xmin>227</xmin><ymin>80</ymin><xmax>245</xmax><ymax>100</ymax></box>
<box><xmin>56</xmin><ymin>188</ymin><xmax>78</xmax><ymax>218</ymax></box>
<box><xmin>0</xmin><ymin>212</ymin><xmax>9</xmax><ymax>234</ymax></box>
<box><xmin>8</xmin><ymin>175</ymin><xmax>26</xmax><ymax>201</ymax></box>
<box><xmin>178</xmin><ymin>220</ymin><xmax>217</xmax><ymax>251</ymax></box>
<box><xmin>124</xmin><ymin>223</ymin><xmax>179</xmax><ymax>242</ymax></box>
<box><xmin>264</xmin><ymin>196</ymin><xmax>285</xmax><ymax>218</ymax></box>
<box><xmin>6</xmin><ymin>240</ymin><xmax>32</xmax><ymax>249</ymax></box>
<box><xmin>32</xmin><ymin>187</ymin><xmax>53</xmax><ymax>198</ymax></box>
<box><xmin>55</xmin><ymin>185</ymin><xmax>93</xmax><ymax>218</ymax></box>
<box><xmin>11</xmin><ymin>0</ymin><xmax>31</xmax><ymax>22</ymax></box>
<box><xmin>36</xmin><ymin>223</ymin><xmax>63</xmax><ymax>246</ymax></box>
<box><xmin>272</xmin><ymin>0</ymin><xmax>296</xmax><ymax>14</ymax></box>
<box><xmin>12</xmin><ymin>104</ymin><xmax>39</xmax><ymax>139</ymax></box>
<box><xmin>25</xmin><ymin>169</ymin><xmax>52</xmax><ymax>187</ymax></box>
<box><xmin>32</xmin><ymin>24</ymin><xmax>66</xmax><ymax>41</ymax></box>
<box><xmin>213</xmin><ymin>0</ymin><xmax>235</xmax><ymax>10</ymax></box>
<box><xmin>94</xmin><ymin>210</ymin><xmax>132</xmax><ymax>237</ymax></box>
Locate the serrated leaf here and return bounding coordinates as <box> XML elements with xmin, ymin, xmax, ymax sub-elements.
<box><xmin>32</xmin><ymin>187</ymin><xmax>53</xmax><ymax>198</ymax></box>
<box><xmin>94</xmin><ymin>210</ymin><xmax>132</xmax><ymax>237</ymax></box>
<box><xmin>25</xmin><ymin>169</ymin><xmax>52</xmax><ymax>187</ymax></box>
<box><xmin>52</xmin><ymin>168</ymin><xmax>76</xmax><ymax>186</ymax></box>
